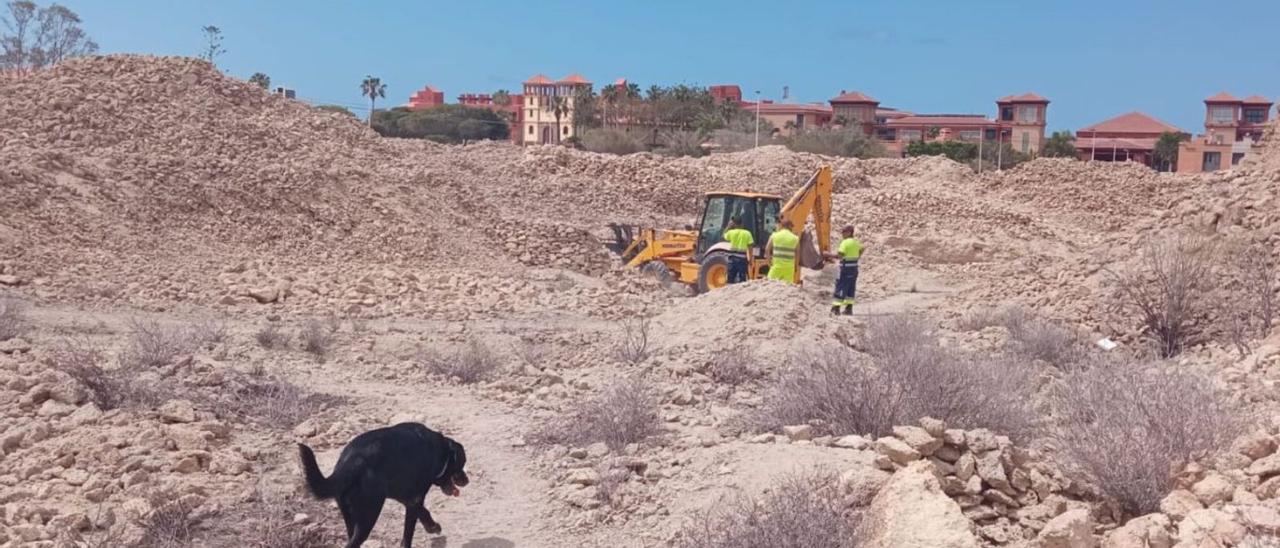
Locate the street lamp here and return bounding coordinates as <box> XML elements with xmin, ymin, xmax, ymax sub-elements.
<box><xmin>754</xmin><ymin>90</ymin><xmax>762</xmax><ymax>148</ymax></box>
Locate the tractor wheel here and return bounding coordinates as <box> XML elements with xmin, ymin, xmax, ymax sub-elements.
<box><xmin>696</xmin><ymin>253</ymin><xmax>732</xmax><ymax>294</ymax></box>
<box><xmin>641</xmin><ymin>261</ymin><xmax>673</xmax><ymax>287</ymax></box>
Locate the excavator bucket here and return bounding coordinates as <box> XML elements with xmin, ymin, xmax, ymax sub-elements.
<box><xmin>605</xmin><ymin>223</ymin><xmax>638</xmax><ymax>256</ymax></box>
<box><xmin>799</xmin><ymin>230</ymin><xmax>825</xmax><ymax>271</ymax></box>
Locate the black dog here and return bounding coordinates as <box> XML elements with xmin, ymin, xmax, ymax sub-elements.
<box><xmin>298</xmin><ymin>422</ymin><xmax>469</xmax><ymax>548</ymax></box>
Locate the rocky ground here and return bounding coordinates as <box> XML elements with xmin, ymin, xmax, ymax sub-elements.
<box><xmin>2</xmin><ymin>55</ymin><xmax>1280</xmax><ymax>547</ymax></box>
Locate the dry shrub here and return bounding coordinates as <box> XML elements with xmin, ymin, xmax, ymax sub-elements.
<box><xmin>420</xmin><ymin>338</ymin><xmax>504</xmax><ymax>384</ymax></box>
<box><xmin>1108</xmin><ymin>235</ymin><xmax>1215</xmax><ymax>358</ymax></box>
<box><xmin>1001</xmin><ymin>310</ymin><xmax>1087</xmax><ymax>369</ymax></box>
<box><xmin>0</xmin><ymin>297</ymin><xmax>27</xmax><ymax>341</ymax></box>
<box><xmin>516</xmin><ymin>341</ymin><xmax>548</xmax><ymax>366</ymax></box>
<box><xmin>1051</xmin><ymin>359</ymin><xmax>1243</xmax><ymax>517</ymax></box>
<box><xmin>676</xmin><ymin>471</ymin><xmax>858</xmax><ymax>548</ymax></box>
<box><xmin>121</xmin><ymin>318</ymin><xmax>200</xmax><ymax>368</ymax></box>
<box><xmin>595</xmin><ymin>459</ymin><xmax>634</xmax><ymax>508</ymax></box>
<box><xmin>615</xmin><ymin>317</ymin><xmax>652</xmax><ymax>364</ymax></box>
<box><xmin>707</xmin><ymin>346</ymin><xmax>763</xmax><ymax>386</ymax></box>
<box><xmin>255</xmin><ymin>323</ymin><xmax>291</xmax><ymax>350</ymax></box>
<box><xmin>533</xmin><ymin>376</ymin><xmax>660</xmax><ymax>450</ymax></box>
<box><xmin>754</xmin><ymin>315</ymin><xmax>1038</xmax><ymax>440</ymax></box>
<box><xmin>581</xmin><ymin>128</ymin><xmax>645</xmax><ymax>155</ymax></box>
<box><xmin>298</xmin><ymin>319</ymin><xmax>335</xmax><ymax>357</ymax></box>
<box><xmin>1221</xmin><ymin>242</ymin><xmax>1277</xmax><ymax>357</ymax></box>
<box><xmin>956</xmin><ymin>307</ymin><xmax>1008</xmax><ymax>331</ymax></box>
<box><xmin>134</xmin><ymin>493</ymin><xmax>198</xmax><ymax>548</ymax></box>
<box><xmin>191</xmin><ymin>317</ymin><xmax>229</xmax><ymax>347</ymax></box>
<box><xmin>215</xmin><ymin>374</ymin><xmax>342</xmax><ymax>429</ymax></box>
<box><xmin>49</xmin><ymin>339</ymin><xmax>164</xmax><ymax>410</ymax></box>
<box><xmin>659</xmin><ymin>130</ymin><xmax>707</xmax><ymax>157</ymax></box>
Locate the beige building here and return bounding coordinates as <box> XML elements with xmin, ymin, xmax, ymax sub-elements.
<box><xmin>522</xmin><ymin>74</ymin><xmax>592</xmax><ymax>145</ymax></box>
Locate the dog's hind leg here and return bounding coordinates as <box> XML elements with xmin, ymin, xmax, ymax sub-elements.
<box><xmin>337</xmin><ymin>496</ymin><xmax>356</xmax><ymax>539</ymax></box>
<box><xmin>344</xmin><ymin>488</ymin><xmax>385</xmax><ymax>548</ymax></box>
<box><xmin>414</xmin><ymin>500</ymin><xmax>442</xmax><ymax>535</ymax></box>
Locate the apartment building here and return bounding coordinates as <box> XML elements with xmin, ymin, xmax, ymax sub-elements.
<box><xmin>521</xmin><ymin>74</ymin><xmax>592</xmax><ymax>145</ymax></box>
<box><xmin>1074</xmin><ymin>112</ymin><xmax>1187</xmax><ymax>166</ymax></box>
<box><xmin>826</xmin><ymin>91</ymin><xmax>1049</xmax><ymax>156</ymax></box>
<box><xmin>1177</xmin><ymin>93</ymin><xmax>1274</xmax><ymax>172</ymax></box>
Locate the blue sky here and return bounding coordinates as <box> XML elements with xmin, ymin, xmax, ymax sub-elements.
<box><xmin>58</xmin><ymin>0</ymin><xmax>1279</xmax><ymax>133</ymax></box>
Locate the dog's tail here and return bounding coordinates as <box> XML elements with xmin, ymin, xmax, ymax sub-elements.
<box><xmin>298</xmin><ymin>443</ymin><xmax>351</xmax><ymax>499</ymax></box>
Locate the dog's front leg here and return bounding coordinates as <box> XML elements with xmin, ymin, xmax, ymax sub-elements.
<box><xmin>415</xmin><ymin>502</ymin><xmax>442</xmax><ymax>535</ymax></box>
<box><xmin>401</xmin><ymin>501</ymin><xmax>419</xmax><ymax>548</ymax></box>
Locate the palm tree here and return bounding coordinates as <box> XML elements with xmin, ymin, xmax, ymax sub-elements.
<box><xmin>248</xmin><ymin>72</ymin><xmax>270</xmax><ymax>90</ymax></box>
<box><xmin>492</xmin><ymin>89</ymin><xmax>512</xmax><ymax>107</ymax></box>
<box><xmin>360</xmin><ymin>75</ymin><xmax>387</xmax><ymax>128</ymax></box>
<box><xmin>549</xmin><ymin>95</ymin><xmax>568</xmax><ymax>144</ymax></box>
<box><xmin>1153</xmin><ymin>132</ymin><xmax>1183</xmax><ymax>172</ymax></box>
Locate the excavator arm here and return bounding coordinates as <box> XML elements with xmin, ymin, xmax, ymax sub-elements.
<box><xmin>778</xmin><ymin>166</ymin><xmax>834</xmax><ymax>271</ymax></box>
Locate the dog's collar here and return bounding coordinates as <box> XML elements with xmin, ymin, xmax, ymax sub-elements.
<box><xmin>436</xmin><ymin>454</ymin><xmax>451</xmax><ymax>480</ymax></box>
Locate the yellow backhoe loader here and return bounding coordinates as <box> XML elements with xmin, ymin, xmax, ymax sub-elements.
<box><xmin>606</xmin><ymin>166</ymin><xmax>834</xmax><ymax>293</ymax></box>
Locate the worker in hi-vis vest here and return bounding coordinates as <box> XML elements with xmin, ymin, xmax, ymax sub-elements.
<box><xmin>722</xmin><ymin>217</ymin><xmax>754</xmax><ymax>284</ymax></box>
<box><xmin>825</xmin><ymin>225</ymin><xmax>864</xmax><ymax>316</ymax></box>
<box><xmin>765</xmin><ymin>218</ymin><xmax>800</xmax><ymax>283</ymax></box>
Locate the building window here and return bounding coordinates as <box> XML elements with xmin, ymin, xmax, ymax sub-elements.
<box><xmin>527</xmin><ymin>125</ymin><xmax>534</xmax><ymax>135</ymax></box>
<box><xmin>1000</xmin><ymin>106</ymin><xmax>1013</xmax><ymax>121</ymax></box>
<box><xmin>958</xmin><ymin>130</ymin><xmax>981</xmax><ymax>141</ymax></box>
<box><xmin>1016</xmin><ymin>105</ymin><xmax>1038</xmax><ymax>123</ymax></box>
<box><xmin>1244</xmin><ymin>108</ymin><xmax>1266</xmax><ymax>124</ymax></box>
<box><xmin>1232</xmin><ymin>152</ymin><xmax>1246</xmax><ymax>166</ymax></box>
<box><xmin>1202</xmin><ymin>151</ymin><xmax>1221</xmax><ymax>171</ymax></box>
<box><xmin>984</xmin><ymin>128</ymin><xmax>997</xmax><ymax>141</ymax></box>
<box><xmin>876</xmin><ymin>128</ymin><xmax>896</xmax><ymax>141</ymax></box>
<box><xmin>562</xmin><ymin>126</ymin><xmax>569</xmax><ymax>135</ymax></box>
<box><xmin>1020</xmin><ymin>132</ymin><xmax>1030</xmax><ymax>152</ymax></box>
<box><xmin>899</xmin><ymin>129</ymin><xmax>922</xmax><ymax>142</ymax></box>
<box><xmin>795</xmin><ymin>114</ymin><xmax>804</xmax><ymax>128</ymax></box>
<box><xmin>1208</xmin><ymin>105</ymin><xmax>1234</xmax><ymax>124</ymax></box>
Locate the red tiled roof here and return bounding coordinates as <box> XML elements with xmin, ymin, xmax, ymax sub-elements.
<box><xmin>613</xmin><ymin>78</ymin><xmax>627</xmax><ymax>87</ymax></box>
<box><xmin>886</xmin><ymin>115</ymin><xmax>994</xmax><ymax>126</ymax></box>
<box><xmin>1077</xmin><ymin>112</ymin><xmax>1183</xmax><ymax>135</ymax></box>
<box><xmin>1074</xmin><ymin>136</ymin><xmax>1159</xmax><ymax>151</ymax></box>
<box><xmin>524</xmin><ymin>74</ymin><xmax>553</xmax><ymax>84</ymax></box>
<box><xmin>997</xmin><ymin>92</ymin><xmax>1049</xmax><ymax>103</ymax></box>
<box><xmin>830</xmin><ymin>90</ymin><xmax>878</xmax><ymax>104</ymax></box>
<box><xmin>752</xmin><ymin>103</ymin><xmax>832</xmax><ymax>115</ymax></box>
<box><xmin>1205</xmin><ymin>91</ymin><xmax>1240</xmax><ymax>103</ymax></box>
<box><xmin>1243</xmin><ymin>95</ymin><xmax>1274</xmax><ymax>105</ymax></box>
<box><xmin>558</xmin><ymin>74</ymin><xmax>591</xmax><ymax>84</ymax></box>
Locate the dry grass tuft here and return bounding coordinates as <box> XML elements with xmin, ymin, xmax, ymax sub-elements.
<box><xmin>215</xmin><ymin>374</ymin><xmax>343</xmax><ymax>430</ymax></box>
<box><xmin>1108</xmin><ymin>234</ymin><xmax>1215</xmax><ymax>358</ymax></box>
<box><xmin>533</xmin><ymin>376</ymin><xmax>661</xmax><ymax>451</ymax></box>
<box><xmin>255</xmin><ymin>323</ymin><xmax>291</xmax><ymax>350</ymax></box>
<box><xmin>134</xmin><ymin>493</ymin><xmax>198</xmax><ymax>548</ymax></box>
<box><xmin>676</xmin><ymin>471</ymin><xmax>859</xmax><ymax>548</ymax></box>
<box><xmin>707</xmin><ymin>346</ymin><xmax>763</xmax><ymax>386</ymax></box>
<box><xmin>420</xmin><ymin>338</ymin><xmax>504</xmax><ymax>384</ymax></box>
<box><xmin>49</xmin><ymin>339</ymin><xmax>166</xmax><ymax>410</ymax></box>
<box><xmin>298</xmin><ymin>319</ymin><xmax>335</xmax><ymax>358</ymax></box>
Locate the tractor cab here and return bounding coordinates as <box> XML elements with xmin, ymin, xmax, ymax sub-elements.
<box><xmin>693</xmin><ymin>192</ymin><xmax>782</xmax><ymax>259</ymax></box>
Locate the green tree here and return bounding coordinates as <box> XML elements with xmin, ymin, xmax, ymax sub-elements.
<box><xmin>571</xmin><ymin>87</ymin><xmax>600</xmax><ymax>133</ymax></box>
<box><xmin>1</xmin><ymin>1</ymin><xmax>97</xmax><ymax>69</ymax></box>
<box><xmin>1041</xmin><ymin>131</ymin><xmax>1077</xmax><ymax>158</ymax></box>
<box><xmin>360</xmin><ymin>75</ymin><xmax>387</xmax><ymax>128</ymax></box>
<box><xmin>549</xmin><ymin>95</ymin><xmax>568</xmax><ymax>144</ymax></box>
<box><xmin>371</xmin><ymin>105</ymin><xmax>508</xmax><ymax>143</ymax></box>
<box><xmin>247</xmin><ymin>72</ymin><xmax>270</xmax><ymax>89</ymax></box>
<box><xmin>927</xmin><ymin>126</ymin><xmax>941</xmax><ymax>139</ymax></box>
<box><xmin>1154</xmin><ymin>132</ymin><xmax>1183</xmax><ymax>172</ymax></box>
<box><xmin>492</xmin><ymin>89</ymin><xmax>511</xmax><ymax>107</ymax></box>
<box><xmin>906</xmin><ymin>140</ymin><xmax>978</xmax><ymax>163</ymax></box>
<box><xmin>787</xmin><ymin>129</ymin><xmax>884</xmax><ymax>158</ymax></box>
<box><xmin>199</xmin><ymin>25</ymin><xmax>224</xmax><ymax>65</ymax></box>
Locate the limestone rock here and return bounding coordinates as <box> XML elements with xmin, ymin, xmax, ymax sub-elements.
<box><xmin>1102</xmin><ymin>513</ymin><xmax>1173</xmax><ymax>548</ymax></box>
<box><xmin>1176</xmin><ymin>509</ymin><xmax>1245</xmax><ymax>547</ymax></box>
<box><xmin>158</xmin><ymin>399</ymin><xmax>197</xmax><ymax>423</ymax></box>
<box><xmin>1158</xmin><ymin>489</ymin><xmax>1203</xmax><ymax>520</ymax></box>
<box><xmin>875</xmin><ymin>436</ymin><xmax>922</xmax><ymax>464</ymax></box>
<box><xmin>1034</xmin><ymin>509</ymin><xmax>1095</xmax><ymax>548</ymax></box>
<box><xmin>861</xmin><ymin>461</ymin><xmax>980</xmax><ymax>548</ymax></box>
<box><xmin>782</xmin><ymin>424</ymin><xmax>813</xmax><ymax>442</ymax></box>
<box><xmin>1190</xmin><ymin>473</ymin><xmax>1234</xmax><ymax>506</ymax></box>
<box><xmin>894</xmin><ymin>425</ymin><xmax>943</xmax><ymax>456</ymax></box>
